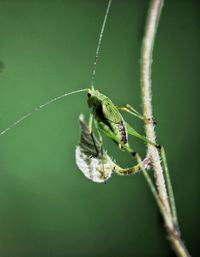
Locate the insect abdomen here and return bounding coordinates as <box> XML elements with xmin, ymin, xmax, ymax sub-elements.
<box><xmin>117</xmin><ymin>121</ymin><xmax>128</xmax><ymax>144</ymax></box>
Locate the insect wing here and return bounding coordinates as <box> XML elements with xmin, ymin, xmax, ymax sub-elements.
<box><xmin>101</xmin><ymin>99</ymin><xmax>128</xmax><ymax>145</ymax></box>
<box><xmin>102</xmin><ymin>99</ymin><xmax>122</xmax><ymax>124</ymax></box>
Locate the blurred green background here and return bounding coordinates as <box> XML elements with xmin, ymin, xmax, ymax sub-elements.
<box><xmin>0</xmin><ymin>0</ymin><xmax>199</xmax><ymax>256</ymax></box>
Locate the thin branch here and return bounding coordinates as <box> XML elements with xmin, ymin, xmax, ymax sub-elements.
<box><xmin>140</xmin><ymin>0</ymin><xmax>191</xmax><ymax>256</ymax></box>
<box><xmin>161</xmin><ymin>146</ymin><xmax>178</xmax><ymax>225</ymax></box>
<box><xmin>136</xmin><ymin>154</ymin><xmax>167</xmax><ymax>216</ymax></box>
<box><xmin>141</xmin><ymin>0</ymin><xmax>172</xmax><ymax>228</ymax></box>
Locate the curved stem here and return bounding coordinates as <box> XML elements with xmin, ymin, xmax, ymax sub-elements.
<box><xmin>140</xmin><ymin>0</ymin><xmax>191</xmax><ymax>256</ymax></box>
<box><xmin>161</xmin><ymin>146</ymin><xmax>178</xmax><ymax>225</ymax></box>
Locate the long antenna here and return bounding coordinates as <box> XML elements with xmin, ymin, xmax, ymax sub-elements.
<box><xmin>0</xmin><ymin>1</ymin><xmax>113</xmax><ymax>137</ymax></box>
<box><xmin>91</xmin><ymin>0</ymin><xmax>112</xmax><ymax>89</ymax></box>
<box><xmin>0</xmin><ymin>88</ymin><xmax>88</xmax><ymax>137</ymax></box>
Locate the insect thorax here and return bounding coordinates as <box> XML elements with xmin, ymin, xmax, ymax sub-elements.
<box><xmin>87</xmin><ymin>89</ymin><xmax>107</xmax><ymax>118</ymax></box>
<box><xmin>87</xmin><ymin>89</ymin><xmax>128</xmax><ymax>146</ymax></box>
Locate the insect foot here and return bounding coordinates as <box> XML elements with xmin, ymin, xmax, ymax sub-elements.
<box><xmin>145</xmin><ymin>117</ymin><xmax>156</xmax><ymax>125</ymax></box>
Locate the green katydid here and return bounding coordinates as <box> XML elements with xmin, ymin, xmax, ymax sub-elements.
<box><xmin>74</xmin><ymin>85</ymin><xmax>160</xmax><ymax>183</ymax></box>
<box><xmin>0</xmin><ymin>0</ymin><xmax>157</xmax><ymax>182</ymax></box>
<box><xmin>0</xmin><ymin>0</ymin><xmax>155</xmax><ymax>182</ymax></box>
<box><xmin>0</xmin><ymin>0</ymin><xmax>177</xmax><ymax>222</ymax></box>
<box><xmin>87</xmin><ymin>87</ymin><xmax>158</xmax><ymax>156</ymax></box>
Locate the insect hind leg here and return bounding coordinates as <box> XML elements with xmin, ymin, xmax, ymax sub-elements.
<box><xmin>97</xmin><ymin>120</ymin><xmax>137</xmax><ymax>158</ymax></box>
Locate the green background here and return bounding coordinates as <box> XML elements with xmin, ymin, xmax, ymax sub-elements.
<box><xmin>0</xmin><ymin>0</ymin><xmax>199</xmax><ymax>256</ymax></box>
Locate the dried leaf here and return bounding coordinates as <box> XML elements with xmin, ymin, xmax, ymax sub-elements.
<box><xmin>75</xmin><ymin>114</ymin><xmax>114</xmax><ymax>183</ymax></box>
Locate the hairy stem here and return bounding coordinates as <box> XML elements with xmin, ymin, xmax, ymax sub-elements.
<box><xmin>160</xmin><ymin>146</ymin><xmax>178</xmax><ymax>225</ymax></box>
<box><xmin>140</xmin><ymin>0</ymin><xmax>191</xmax><ymax>256</ymax></box>
<box><xmin>136</xmin><ymin>154</ymin><xmax>166</xmax><ymax>216</ymax></box>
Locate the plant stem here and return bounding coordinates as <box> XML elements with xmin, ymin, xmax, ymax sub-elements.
<box><xmin>161</xmin><ymin>146</ymin><xmax>178</xmax><ymax>226</ymax></box>
<box><xmin>135</xmin><ymin>154</ymin><xmax>166</xmax><ymax>216</ymax></box>
<box><xmin>140</xmin><ymin>0</ymin><xmax>191</xmax><ymax>256</ymax></box>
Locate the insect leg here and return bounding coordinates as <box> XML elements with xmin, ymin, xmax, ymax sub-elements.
<box><xmin>88</xmin><ymin>113</ymin><xmax>93</xmax><ymax>134</ymax></box>
<box><xmin>94</xmin><ymin>120</ymin><xmax>105</xmax><ymax>175</ymax></box>
<box><xmin>126</xmin><ymin>122</ymin><xmax>160</xmax><ymax>148</ymax></box>
<box><xmin>114</xmin><ymin>163</ymin><xmax>141</xmax><ymax>175</ymax></box>
<box><xmin>94</xmin><ymin>120</ymin><xmax>103</xmax><ymax>154</ymax></box>
<box><xmin>88</xmin><ymin>113</ymin><xmax>99</xmax><ymax>157</ymax></box>
<box><xmin>117</xmin><ymin>104</ymin><xmax>144</xmax><ymax>121</ymax></box>
<box><xmin>118</xmin><ymin>104</ymin><xmax>157</xmax><ymax>125</ymax></box>
<box><xmin>97</xmin><ymin>121</ymin><xmax>137</xmax><ymax>156</ymax></box>
<box><xmin>114</xmin><ymin>156</ymin><xmax>150</xmax><ymax>175</ymax></box>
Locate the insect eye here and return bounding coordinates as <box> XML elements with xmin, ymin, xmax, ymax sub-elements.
<box><xmin>87</xmin><ymin>92</ymin><xmax>91</xmax><ymax>97</ymax></box>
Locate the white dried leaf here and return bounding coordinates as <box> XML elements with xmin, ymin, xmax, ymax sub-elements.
<box><xmin>76</xmin><ymin>146</ymin><xmax>113</xmax><ymax>183</ymax></box>
<box><xmin>75</xmin><ymin>114</ymin><xmax>114</xmax><ymax>183</ymax></box>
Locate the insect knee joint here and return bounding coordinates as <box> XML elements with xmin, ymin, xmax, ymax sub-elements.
<box><xmin>131</xmin><ymin>151</ymin><xmax>136</xmax><ymax>157</ymax></box>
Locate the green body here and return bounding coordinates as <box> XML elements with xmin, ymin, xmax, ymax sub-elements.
<box><xmin>87</xmin><ymin>88</ymin><xmax>129</xmax><ymax>149</ymax></box>
<box><xmin>87</xmin><ymin>88</ymin><xmax>157</xmax><ymax>154</ymax></box>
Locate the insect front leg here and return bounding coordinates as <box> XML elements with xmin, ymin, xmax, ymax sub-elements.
<box><xmin>88</xmin><ymin>113</ymin><xmax>99</xmax><ymax>157</ymax></box>
<box><xmin>118</xmin><ymin>104</ymin><xmax>157</xmax><ymax>125</ymax></box>
<box><xmin>117</xmin><ymin>104</ymin><xmax>144</xmax><ymax>121</ymax></box>
<box><xmin>94</xmin><ymin>120</ymin><xmax>104</xmax><ymax>156</ymax></box>
<box><xmin>96</xmin><ymin>122</ymin><xmax>154</xmax><ymax>178</ymax></box>
<box><xmin>94</xmin><ymin>120</ymin><xmax>107</xmax><ymax>178</ymax></box>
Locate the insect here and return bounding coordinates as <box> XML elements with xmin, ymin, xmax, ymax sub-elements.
<box><xmin>0</xmin><ymin>1</ymin><xmax>178</xmax><ymax>246</ymax></box>
<box><xmin>87</xmin><ymin>87</ymin><xmax>157</xmax><ymax>155</ymax></box>
<box><xmin>0</xmin><ymin>0</ymin><xmax>157</xmax><ymax>183</ymax></box>
<box><xmin>74</xmin><ymin>85</ymin><xmax>158</xmax><ymax>183</ymax></box>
